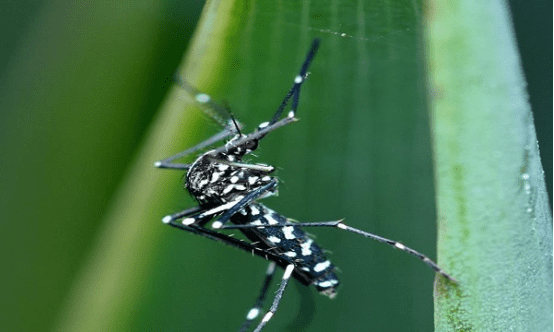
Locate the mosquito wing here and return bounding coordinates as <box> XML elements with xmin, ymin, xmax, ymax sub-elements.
<box><xmin>173</xmin><ymin>75</ymin><xmax>234</xmax><ymax>129</ymax></box>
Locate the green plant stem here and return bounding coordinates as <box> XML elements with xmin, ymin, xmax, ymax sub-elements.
<box><xmin>426</xmin><ymin>1</ymin><xmax>553</xmax><ymax>331</ymax></box>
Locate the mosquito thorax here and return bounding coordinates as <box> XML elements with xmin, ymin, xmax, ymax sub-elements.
<box><xmin>185</xmin><ymin>147</ymin><xmax>276</xmax><ymax>208</ymax></box>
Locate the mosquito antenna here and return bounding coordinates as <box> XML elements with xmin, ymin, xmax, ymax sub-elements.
<box><xmin>222</xmin><ymin>100</ymin><xmax>242</xmax><ymax>136</ymax></box>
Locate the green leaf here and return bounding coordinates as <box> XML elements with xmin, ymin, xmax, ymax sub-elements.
<box><xmin>426</xmin><ymin>1</ymin><xmax>553</xmax><ymax>331</ymax></box>
<box><xmin>0</xmin><ymin>2</ymin><xmax>203</xmax><ymax>331</ymax></box>
<box><xmin>51</xmin><ymin>1</ymin><xmax>447</xmax><ymax>331</ymax></box>
<box><xmin>1</xmin><ymin>0</ymin><xmax>547</xmax><ymax>332</ymax></box>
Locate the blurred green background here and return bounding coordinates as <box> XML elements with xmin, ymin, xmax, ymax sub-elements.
<box><xmin>0</xmin><ymin>1</ymin><xmax>550</xmax><ymax>332</ymax></box>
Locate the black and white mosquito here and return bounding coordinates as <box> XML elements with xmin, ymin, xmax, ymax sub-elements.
<box><xmin>155</xmin><ymin>39</ymin><xmax>456</xmax><ymax>332</ymax></box>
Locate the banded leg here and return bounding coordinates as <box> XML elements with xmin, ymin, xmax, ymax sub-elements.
<box><xmin>252</xmin><ymin>264</ymin><xmax>295</xmax><ymax>332</ymax></box>
<box><xmin>161</xmin><ymin>177</ymin><xmax>276</xmax><ymax>227</ymax></box>
<box><xmin>269</xmin><ymin>38</ymin><xmax>320</xmax><ymax>125</ymax></box>
<box><xmin>206</xmin><ymin>156</ymin><xmax>275</xmax><ymax>173</ymax></box>
<box><xmin>210</xmin><ymin>116</ymin><xmax>297</xmax><ymax>157</ymax></box>
<box><xmin>161</xmin><ymin>206</ymin><xmax>203</xmax><ymax>225</ymax></box>
<box><xmin>335</xmin><ymin>222</ymin><xmax>456</xmax><ymax>282</ymax></box>
<box><xmin>164</xmin><ymin>219</ymin><xmax>298</xmax><ymax>331</ymax></box>
<box><xmin>237</xmin><ymin>262</ymin><xmax>277</xmax><ymax>332</ymax></box>
<box><xmin>223</xmin><ymin>220</ymin><xmax>457</xmax><ymax>282</ymax></box>
<box><xmin>165</xmin><ymin>217</ymin><xmax>293</xmax><ymax>269</ymax></box>
<box><xmin>161</xmin><ymin>204</ymin><xmax>226</xmax><ymax>227</ymax></box>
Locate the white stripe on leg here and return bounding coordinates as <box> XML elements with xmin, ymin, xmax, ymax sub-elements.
<box><xmin>252</xmin><ymin>264</ymin><xmax>295</xmax><ymax>332</ymax></box>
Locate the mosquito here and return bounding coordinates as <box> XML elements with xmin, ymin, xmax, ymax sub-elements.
<box><xmin>155</xmin><ymin>39</ymin><xmax>456</xmax><ymax>332</ymax></box>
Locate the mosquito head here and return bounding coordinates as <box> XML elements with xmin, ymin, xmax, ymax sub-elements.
<box><xmin>247</xmin><ymin>120</ymin><xmax>277</xmax><ymax>143</ymax></box>
<box><xmin>224</xmin><ymin>134</ymin><xmax>259</xmax><ymax>158</ymax></box>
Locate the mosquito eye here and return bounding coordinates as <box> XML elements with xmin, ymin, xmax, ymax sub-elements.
<box><xmin>246</xmin><ymin>140</ymin><xmax>258</xmax><ymax>151</ymax></box>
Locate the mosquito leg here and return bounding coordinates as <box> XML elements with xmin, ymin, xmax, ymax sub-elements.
<box><xmin>212</xmin><ymin>179</ymin><xmax>278</xmax><ymax>229</ymax></box>
<box><xmin>269</xmin><ymin>39</ymin><xmax>320</xmax><ymax>124</ymax></box>
<box><xmin>225</xmin><ymin>220</ymin><xmax>456</xmax><ymax>283</ymax></box>
<box><xmin>161</xmin><ymin>206</ymin><xmax>203</xmax><ymax>224</ymax></box>
<box><xmin>237</xmin><ymin>262</ymin><xmax>277</xmax><ymax>332</ymax></box>
<box><xmin>205</xmin><ymin>156</ymin><xmax>275</xmax><ymax>173</ymax></box>
<box><xmin>252</xmin><ymin>264</ymin><xmax>295</xmax><ymax>332</ymax></box>
<box><xmin>163</xmin><ymin>180</ymin><xmax>277</xmax><ymax>229</ymax></box>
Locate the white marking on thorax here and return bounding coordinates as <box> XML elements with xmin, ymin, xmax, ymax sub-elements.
<box><xmin>223</xmin><ymin>185</ymin><xmax>234</xmax><ymax>194</ymax></box>
<box><xmin>211</xmin><ymin>172</ymin><xmax>221</xmax><ymax>183</ymax></box>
